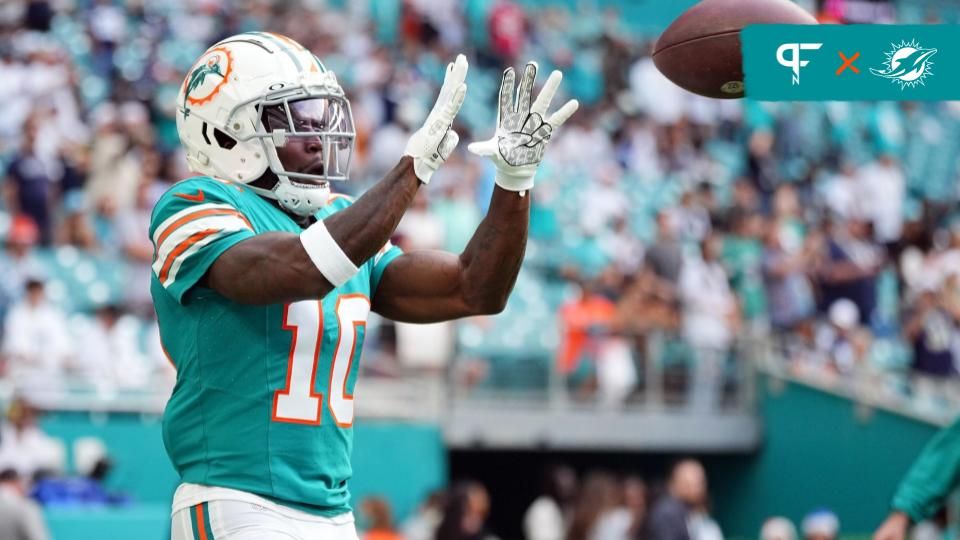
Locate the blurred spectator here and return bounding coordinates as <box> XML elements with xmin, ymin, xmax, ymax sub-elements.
<box><xmin>84</xmin><ymin>102</ymin><xmax>149</xmax><ymax>217</ymax></box>
<box><xmin>0</xmin><ymin>469</ymin><xmax>51</xmax><ymax>540</ymax></box>
<box><xmin>0</xmin><ymin>216</ymin><xmax>43</xmax><ymax>326</ymax></box>
<box><xmin>435</xmin><ymin>481</ymin><xmax>497</xmax><ymax>540</ymax></box>
<box><xmin>524</xmin><ymin>465</ymin><xmax>578</xmax><ymax>540</ymax></box>
<box><xmin>116</xmin><ymin>179</ymin><xmax>158</xmax><ymax>316</ymax></box>
<box><xmin>669</xmin><ymin>191</ymin><xmax>711</xmax><ymax>245</ymax></box>
<box><xmin>622</xmin><ymin>476</ymin><xmax>648</xmax><ymax>539</ymax></box>
<box><xmin>0</xmin><ymin>398</ymin><xmax>62</xmax><ymax>482</ymax></box>
<box><xmin>679</xmin><ymin>234</ymin><xmax>739</xmax><ymax>409</ymax></box>
<box><xmin>4</xmin><ymin>115</ymin><xmax>60</xmax><ymax>245</ymax></box>
<box><xmin>689</xmin><ymin>499</ymin><xmax>723</xmax><ymax>540</ymax></box>
<box><xmin>818</xmin><ymin>217</ymin><xmax>884</xmax><ymax>325</ymax></box>
<box><xmin>57</xmin><ymin>192</ymin><xmax>97</xmax><ymax>250</ymax></box>
<box><xmin>745</xmin><ymin>130</ymin><xmax>778</xmax><ymax>209</ymax></box>
<box><xmin>487</xmin><ymin>0</ymin><xmax>526</xmax><ymax>63</ymax></box>
<box><xmin>813</xmin><ymin>299</ymin><xmax>871</xmax><ymax>377</ymax></box>
<box><xmin>2</xmin><ymin>277</ymin><xmax>72</xmax><ymax>391</ymax></box>
<box><xmin>601</xmin><ymin>216</ymin><xmax>644</xmax><ymax>275</ymax></box>
<box><xmin>721</xmin><ymin>213</ymin><xmax>766</xmax><ymax>327</ymax></box>
<box><xmin>904</xmin><ymin>286</ymin><xmax>960</xmax><ymax>379</ymax></box>
<box><xmin>644</xmin><ymin>459</ymin><xmax>709</xmax><ymax>540</ymax></box>
<box><xmin>557</xmin><ymin>282</ymin><xmax>616</xmax><ymax>397</ymax></box>
<box><xmin>31</xmin><ymin>436</ymin><xmax>129</xmax><ymax>507</ymax></box>
<box><xmin>818</xmin><ymin>162</ymin><xmax>861</xmax><ymax>222</ymax></box>
<box><xmin>858</xmin><ymin>154</ymin><xmax>905</xmax><ymax>250</ymax></box>
<box><xmin>628</xmin><ymin>44</ymin><xmax>685</xmax><ymax>125</ymax></box>
<box><xmin>762</xmin><ymin>223</ymin><xmax>816</xmax><ymax>332</ymax></box>
<box><xmin>801</xmin><ymin>509</ymin><xmax>839</xmax><ymax>540</ymax></box>
<box><xmin>397</xmin><ymin>193</ymin><xmax>445</xmax><ymax>251</ymax></box>
<box><xmin>645</xmin><ymin>212</ymin><xmax>683</xmax><ymax>286</ymax></box>
<box><xmin>72</xmin><ymin>304</ymin><xmax>155</xmax><ymax>394</ymax></box>
<box><xmin>761</xmin><ymin>517</ymin><xmax>798</xmax><ymax>540</ymax></box>
<box><xmin>565</xmin><ymin>471</ymin><xmax>628</xmax><ymax>540</ymax></box>
<box><xmin>727</xmin><ymin>180</ymin><xmax>762</xmax><ymax>225</ymax></box>
<box><xmin>403</xmin><ymin>490</ymin><xmax>445</xmax><ymax>540</ymax></box>
<box><xmin>361</xmin><ymin>496</ymin><xmax>403</xmax><ymax>540</ymax></box>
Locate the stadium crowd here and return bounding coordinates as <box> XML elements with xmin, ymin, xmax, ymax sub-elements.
<box><xmin>1</xmin><ymin>0</ymin><xmax>959</xmax><ymax>413</ymax></box>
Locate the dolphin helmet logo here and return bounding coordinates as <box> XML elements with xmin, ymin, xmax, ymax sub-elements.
<box><xmin>182</xmin><ymin>47</ymin><xmax>233</xmax><ymax>115</ymax></box>
<box><xmin>870</xmin><ymin>39</ymin><xmax>937</xmax><ymax>89</ymax></box>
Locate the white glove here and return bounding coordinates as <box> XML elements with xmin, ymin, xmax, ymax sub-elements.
<box><xmin>403</xmin><ymin>54</ymin><xmax>468</xmax><ymax>184</ymax></box>
<box><xmin>467</xmin><ymin>62</ymin><xmax>578</xmax><ymax>193</ymax></box>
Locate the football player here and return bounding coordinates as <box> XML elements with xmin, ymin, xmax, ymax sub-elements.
<box><xmin>155</xmin><ymin>32</ymin><xmax>577</xmax><ymax>540</ymax></box>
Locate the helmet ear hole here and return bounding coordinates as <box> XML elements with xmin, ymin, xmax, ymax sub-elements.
<box><xmin>213</xmin><ymin>128</ymin><xmax>238</xmax><ymax>150</ymax></box>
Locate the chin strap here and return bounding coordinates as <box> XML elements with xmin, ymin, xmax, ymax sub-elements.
<box><xmin>246</xmin><ymin>175</ymin><xmax>331</xmax><ymax>217</ymax></box>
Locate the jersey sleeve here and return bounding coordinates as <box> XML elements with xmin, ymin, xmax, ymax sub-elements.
<box><xmin>149</xmin><ymin>179</ymin><xmax>256</xmax><ymax>304</ymax></box>
<box><xmin>891</xmin><ymin>415</ymin><xmax>960</xmax><ymax>522</ymax></box>
<box><xmin>369</xmin><ymin>239</ymin><xmax>403</xmax><ymax>293</ymax></box>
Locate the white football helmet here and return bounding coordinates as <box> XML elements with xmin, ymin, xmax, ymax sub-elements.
<box><xmin>175</xmin><ymin>32</ymin><xmax>355</xmax><ymax>216</ymax></box>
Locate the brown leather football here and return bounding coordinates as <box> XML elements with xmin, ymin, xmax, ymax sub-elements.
<box><xmin>653</xmin><ymin>0</ymin><xmax>818</xmax><ymax>99</ymax></box>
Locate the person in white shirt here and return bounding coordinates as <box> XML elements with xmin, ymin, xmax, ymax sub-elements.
<box><xmin>679</xmin><ymin>234</ymin><xmax>740</xmax><ymax>410</ymax></box>
<box><xmin>2</xmin><ymin>278</ymin><xmax>72</xmax><ymax>393</ymax></box>
<box><xmin>857</xmin><ymin>154</ymin><xmax>905</xmax><ymax>248</ymax></box>
<box><xmin>0</xmin><ymin>398</ymin><xmax>63</xmax><ymax>483</ymax></box>
<box><xmin>72</xmin><ymin>304</ymin><xmax>157</xmax><ymax>395</ymax></box>
<box><xmin>523</xmin><ymin>465</ymin><xmax>577</xmax><ymax>540</ymax></box>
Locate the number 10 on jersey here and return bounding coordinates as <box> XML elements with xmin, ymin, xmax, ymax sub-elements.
<box><xmin>272</xmin><ymin>295</ymin><xmax>370</xmax><ymax>426</ymax></box>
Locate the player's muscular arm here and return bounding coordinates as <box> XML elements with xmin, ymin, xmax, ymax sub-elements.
<box><xmin>206</xmin><ymin>158</ymin><xmax>420</xmax><ymax>304</ymax></box>
<box><xmin>374</xmin><ymin>62</ymin><xmax>577</xmax><ymax>323</ymax></box>
<box><xmin>373</xmin><ymin>186</ymin><xmax>530</xmax><ymax>322</ymax></box>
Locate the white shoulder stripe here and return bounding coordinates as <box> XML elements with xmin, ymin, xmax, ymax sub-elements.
<box><xmin>152</xmin><ymin>203</ymin><xmax>235</xmax><ymax>245</ymax></box>
<box><xmin>158</xmin><ymin>230</ymin><xmax>229</xmax><ymax>287</ymax></box>
<box><xmin>153</xmin><ymin>216</ymin><xmax>250</xmax><ymax>277</ymax></box>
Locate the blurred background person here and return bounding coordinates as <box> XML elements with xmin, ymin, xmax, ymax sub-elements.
<box><xmin>0</xmin><ymin>398</ymin><xmax>62</xmax><ymax>483</ymax></box>
<box><xmin>801</xmin><ymin>509</ymin><xmax>839</xmax><ymax>540</ymax></box>
<box><xmin>404</xmin><ymin>490</ymin><xmax>446</xmax><ymax>540</ymax></box>
<box><xmin>524</xmin><ymin>465</ymin><xmax>578</xmax><ymax>540</ymax></box>
<box><xmin>565</xmin><ymin>471</ymin><xmax>627</xmax><ymax>540</ymax></box>
<box><xmin>760</xmin><ymin>517</ymin><xmax>798</xmax><ymax>540</ymax></box>
<box><xmin>644</xmin><ymin>460</ymin><xmax>711</xmax><ymax>540</ymax></box>
<box><xmin>1</xmin><ymin>277</ymin><xmax>71</xmax><ymax>393</ymax></box>
<box><xmin>435</xmin><ymin>481</ymin><xmax>498</xmax><ymax>540</ymax></box>
<box><xmin>0</xmin><ymin>468</ymin><xmax>50</xmax><ymax>540</ymax></box>
<box><xmin>679</xmin><ymin>234</ymin><xmax>740</xmax><ymax>410</ymax></box>
<box><xmin>361</xmin><ymin>496</ymin><xmax>403</xmax><ymax>540</ymax></box>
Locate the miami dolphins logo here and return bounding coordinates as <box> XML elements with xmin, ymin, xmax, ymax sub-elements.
<box><xmin>182</xmin><ymin>46</ymin><xmax>233</xmax><ymax>114</ymax></box>
<box><xmin>870</xmin><ymin>39</ymin><xmax>937</xmax><ymax>89</ymax></box>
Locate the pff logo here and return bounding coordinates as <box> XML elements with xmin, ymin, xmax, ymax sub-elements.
<box><xmin>777</xmin><ymin>43</ymin><xmax>823</xmax><ymax>85</ymax></box>
<box><xmin>870</xmin><ymin>39</ymin><xmax>937</xmax><ymax>89</ymax></box>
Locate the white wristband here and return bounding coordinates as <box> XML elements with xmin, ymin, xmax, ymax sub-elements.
<box><xmin>300</xmin><ymin>220</ymin><xmax>359</xmax><ymax>287</ymax></box>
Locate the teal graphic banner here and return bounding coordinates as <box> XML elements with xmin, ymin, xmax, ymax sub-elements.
<box><xmin>742</xmin><ymin>25</ymin><xmax>955</xmax><ymax>100</ymax></box>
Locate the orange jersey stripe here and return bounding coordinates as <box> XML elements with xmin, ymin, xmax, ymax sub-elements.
<box><xmin>194</xmin><ymin>504</ymin><xmax>208</xmax><ymax>540</ymax></box>
<box><xmin>159</xmin><ymin>229</ymin><xmax>220</xmax><ymax>283</ymax></box>
<box><xmin>156</xmin><ymin>208</ymin><xmax>252</xmax><ymax>250</ymax></box>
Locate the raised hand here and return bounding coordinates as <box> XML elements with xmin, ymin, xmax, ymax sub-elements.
<box><xmin>468</xmin><ymin>61</ymin><xmax>578</xmax><ymax>193</ymax></box>
<box><xmin>403</xmin><ymin>54</ymin><xmax>469</xmax><ymax>184</ymax></box>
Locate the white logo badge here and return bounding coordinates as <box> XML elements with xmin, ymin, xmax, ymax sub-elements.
<box><xmin>777</xmin><ymin>43</ymin><xmax>823</xmax><ymax>85</ymax></box>
<box><xmin>870</xmin><ymin>39</ymin><xmax>937</xmax><ymax>89</ymax></box>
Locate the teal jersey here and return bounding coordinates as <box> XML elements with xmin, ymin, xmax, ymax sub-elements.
<box><xmin>150</xmin><ymin>176</ymin><xmax>402</xmax><ymax>516</ymax></box>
